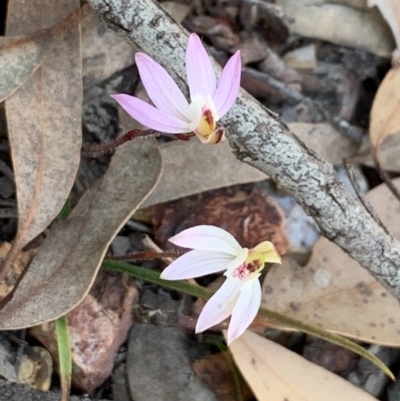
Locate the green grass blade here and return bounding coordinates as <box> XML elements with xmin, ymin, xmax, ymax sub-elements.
<box><xmin>103</xmin><ymin>259</ymin><xmax>394</xmax><ymax>380</ymax></box>
<box><xmin>58</xmin><ymin>198</ymin><xmax>72</xmax><ymax>220</ymax></box>
<box><xmin>55</xmin><ymin>315</ymin><xmax>72</xmax><ymax>401</ymax></box>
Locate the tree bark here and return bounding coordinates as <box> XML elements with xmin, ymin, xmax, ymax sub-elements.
<box><xmin>87</xmin><ymin>0</ymin><xmax>400</xmax><ymax>300</ymax></box>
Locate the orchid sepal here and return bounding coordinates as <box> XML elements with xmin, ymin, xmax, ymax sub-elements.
<box><xmin>112</xmin><ymin>34</ymin><xmax>241</xmax><ymax>145</ymax></box>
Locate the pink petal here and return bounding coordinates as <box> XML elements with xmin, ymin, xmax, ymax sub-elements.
<box><xmin>112</xmin><ymin>94</ymin><xmax>191</xmax><ymax>133</ymax></box>
<box><xmin>186</xmin><ymin>33</ymin><xmax>217</xmax><ymax>100</ymax></box>
<box><xmin>169</xmin><ymin>225</ymin><xmax>242</xmax><ymax>256</ymax></box>
<box><xmin>160</xmin><ymin>250</ymin><xmax>233</xmax><ymax>280</ymax></box>
<box><xmin>195</xmin><ymin>278</ymin><xmax>241</xmax><ymax>333</ymax></box>
<box><xmin>227</xmin><ymin>278</ymin><xmax>261</xmax><ymax>345</ymax></box>
<box><xmin>213</xmin><ymin>51</ymin><xmax>241</xmax><ymax>118</ymax></box>
<box><xmin>135</xmin><ymin>53</ymin><xmax>191</xmax><ymax>121</ymax></box>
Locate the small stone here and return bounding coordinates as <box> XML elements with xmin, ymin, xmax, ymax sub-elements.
<box><xmin>17</xmin><ymin>347</ymin><xmax>53</xmax><ymax>391</ymax></box>
<box><xmin>127</xmin><ymin>325</ymin><xmax>218</xmax><ymax>401</ymax></box>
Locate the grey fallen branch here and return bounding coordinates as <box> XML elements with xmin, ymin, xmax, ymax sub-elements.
<box><xmin>88</xmin><ymin>0</ymin><xmax>400</xmax><ymax>301</ymax></box>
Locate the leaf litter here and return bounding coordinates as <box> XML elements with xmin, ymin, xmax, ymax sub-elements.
<box><xmin>2</xmin><ymin>0</ymin><xmax>400</xmax><ymax>399</ymax></box>
<box><xmin>0</xmin><ymin>4</ymin><xmax>92</xmax><ymax>103</ymax></box>
<box><xmin>0</xmin><ymin>137</ymin><xmax>162</xmax><ymax>329</ymax></box>
<box><xmin>0</xmin><ymin>0</ymin><xmax>88</xmax><ymax>283</ymax></box>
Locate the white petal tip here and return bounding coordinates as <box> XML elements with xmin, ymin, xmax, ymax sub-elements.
<box><xmin>159</xmin><ymin>271</ymin><xmax>175</xmax><ymax>280</ymax></box>
<box><xmin>227</xmin><ymin>332</ymin><xmax>240</xmax><ymax>345</ymax></box>
<box><xmin>168</xmin><ymin>235</ymin><xmax>178</xmax><ymax>244</ymax></box>
<box><xmin>195</xmin><ymin>323</ymin><xmax>205</xmax><ymax>334</ymax></box>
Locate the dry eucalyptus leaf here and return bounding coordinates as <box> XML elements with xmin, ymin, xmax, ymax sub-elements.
<box><xmin>375</xmin><ymin>133</ymin><xmax>400</xmax><ymax>171</ymax></box>
<box><xmin>350</xmin><ymin>134</ymin><xmax>400</xmax><ymax>171</ymax></box>
<box><xmin>142</xmin><ymin>140</ymin><xmax>266</xmax><ymax>207</ymax></box>
<box><xmin>368</xmin><ymin>0</ymin><xmax>400</xmax><ymax>50</ymax></box>
<box><xmin>288</xmin><ymin>122</ymin><xmax>359</xmax><ymax>165</ymax></box>
<box><xmin>2</xmin><ymin>0</ymin><xmax>84</xmax><ymax>280</ymax></box>
<box><xmin>276</xmin><ymin>0</ymin><xmax>395</xmax><ymax>57</ymax></box>
<box><xmin>228</xmin><ymin>330</ymin><xmax>378</xmax><ymax>401</ymax></box>
<box><xmin>369</xmin><ymin>66</ymin><xmax>400</xmax><ymax>153</ymax></box>
<box><xmin>283</xmin><ymin>44</ymin><xmax>317</xmax><ymax>70</ymax></box>
<box><xmin>263</xmin><ymin>178</ymin><xmax>400</xmax><ymax>346</ymax></box>
<box><xmin>81</xmin><ymin>11</ymin><xmax>136</xmax><ymax>87</ymax></box>
<box><xmin>0</xmin><ymin>4</ymin><xmax>91</xmax><ymax>102</ymax></box>
<box><xmin>0</xmin><ymin>138</ymin><xmax>162</xmax><ymax>329</ymax></box>
<box><xmin>160</xmin><ymin>1</ymin><xmax>191</xmax><ymax>23</ymax></box>
<box><xmin>0</xmin><ymin>242</ymin><xmax>33</xmax><ymax>300</ymax></box>
<box><xmin>330</xmin><ymin>0</ymin><xmax>368</xmax><ymax>8</ymax></box>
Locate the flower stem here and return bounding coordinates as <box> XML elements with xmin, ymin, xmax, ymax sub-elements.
<box><xmin>81</xmin><ymin>130</ymin><xmax>194</xmax><ymax>157</ymax></box>
<box><xmin>81</xmin><ymin>129</ymin><xmax>156</xmax><ymax>156</ymax></box>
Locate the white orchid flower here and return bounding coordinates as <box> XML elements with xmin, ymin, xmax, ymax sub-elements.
<box><xmin>112</xmin><ymin>33</ymin><xmax>241</xmax><ymax>144</ymax></box>
<box><xmin>160</xmin><ymin>225</ymin><xmax>281</xmax><ymax>344</ymax></box>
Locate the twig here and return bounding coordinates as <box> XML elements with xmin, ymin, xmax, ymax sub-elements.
<box><xmin>141</xmin><ymin>235</ymin><xmax>198</xmax><ymax>286</ymax></box>
<box><xmin>88</xmin><ymin>0</ymin><xmax>400</xmax><ymax>301</ymax></box>
<box><xmin>240</xmin><ymin>0</ymin><xmax>292</xmax><ymax>23</ymax></box>
<box><xmin>372</xmin><ymin>151</ymin><xmax>400</xmax><ymax>205</ymax></box>
<box><xmin>142</xmin><ymin>235</ymin><xmax>175</xmax><ymax>265</ymax></box>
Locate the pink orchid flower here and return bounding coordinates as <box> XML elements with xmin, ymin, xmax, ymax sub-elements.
<box><xmin>160</xmin><ymin>225</ymin><xmax>281</xmax><ymax>344</ymax></box>
<box><xmin>112</xmin><ymin>33</ymin><xmax>241</xmax><ymax>145</ymax></box>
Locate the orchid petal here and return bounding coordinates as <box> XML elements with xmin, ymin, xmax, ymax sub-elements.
<box><xmin>227</xmin><ymin>278</ymin><xmax>261</xmax><ymax>344</ymax></box>
<box><xmin>160</xmin><ymin>250</ymin><xmax>233</xmax><ymax>280</ymax></box>
<box><xmin>195</xmin><ymin>278</ymin><xmax>241</xmax><ymax>333</ymax></box>
<box><xmin>226</xmin><ymin>247</ymin><xmax>248</xmax><ymax>272</ymax></box>
<box><xmin>213</xmin><ymin>51</ymin><xmax>241</xmax><ymax>118</ymax></box>
<box><xmin>186</xmin><ymin>33</ymin><xmax>217</xmax><ymax>100</ymax></box>
<box><xmin>169</xmin><ymin>225</ymin><xmax>242</xmax><ymax>256</ymax></box>
<box><xmin>112</xmin><ymin>94</ymin><xmax>191</xmax><ymax>133</ymax></box>
<box><xmin>135</xmin><ymin>53</ymin><xmax>191</xmax><ymax>121</ymax></box>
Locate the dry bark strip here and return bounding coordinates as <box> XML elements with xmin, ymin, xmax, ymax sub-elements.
<box><xmin>87</xmin><ymin>0</ymin><xmax>400</xmax><ymax>301</ymax></box>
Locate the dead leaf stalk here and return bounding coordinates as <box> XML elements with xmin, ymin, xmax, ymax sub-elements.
<box><xmin>344</xmin><ymin>161</ymin><xmax>391</xmax><ymax>236</ymax></box>
<box><xmin>372</xmin><ymin>151</ymin><xmax>400</xmax><ymax>205</ymax></box>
